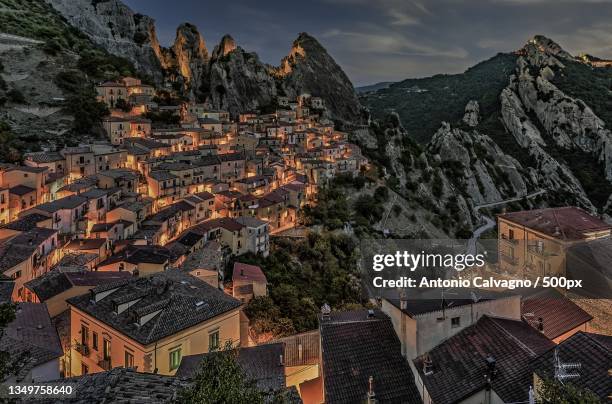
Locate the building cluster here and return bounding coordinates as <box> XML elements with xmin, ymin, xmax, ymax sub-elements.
<box><xmin>0</xmin><ymin>75</ymin><xmax>609</xmax><ymax>403</ymax></box>
<box><xmin>0</xmin><ymin>77</ymin><xmax>372</xmax><ymax>402</ymax></box>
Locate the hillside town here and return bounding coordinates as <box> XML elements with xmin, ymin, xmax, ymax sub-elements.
<box><xmin>0</xmin><ymin>74</ymin><xmax>609</xmax><ymax>403</ymax></box>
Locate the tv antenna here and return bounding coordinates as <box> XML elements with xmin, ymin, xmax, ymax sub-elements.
<box><xmin>554</xmin><ymin>348</ymin><xmax>581</xmax><ymax>383</ymax></box>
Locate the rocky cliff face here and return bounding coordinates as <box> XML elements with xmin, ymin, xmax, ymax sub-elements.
<box><xmin>276</xmin><ymin>33</ymin><xmax>363</xmax><ymax>123</ymax></box>
<box><xmin>356</xmin><ymin>107</ymin><xmax>540</xmax><ymax>236</ymax></box>
<box><xmin>207</xmin><ymin>39</ymin><xmax>278</xmax><ymax>114</ymax></box>
<box><xmin>360</xmin><ymin>34</ymin><xmax>612</xmax><ymax>235</ymax></box>
<box><xmin>159</xmin><ymin>23</ymin><xmax>210</xmax><ymax>98</ymax></box>
<box><xmin>46</xmin><ymin>0</ymin><xmax>165</xmax><ymax>82</ymax></box>
<box><xmin>504</xmin><ymin>41</ymin><xmax>612</xmax><ymax>181</ymax></box>
<box><xmin>46</xmin><ymin>1</ymin><xmax>362</xmax><ymax>123</ymax></box>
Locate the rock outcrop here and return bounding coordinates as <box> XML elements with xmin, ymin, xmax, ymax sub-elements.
<box><xmin>207</xmin><ymin>42</ymin><xmax>278</xmax><ymax>114</ymax></box>
<box><xmin>462</xmin><ymin>100</ymin><xmax>480</xmax><ymax>127</ymax></box>
<box><xmin>47</xmin><ymin>1</ymin><xmax>363</xmax><ymax>123</ymax></box>
<box><xmin>276</xmin><ymin>33</ymin><xmax>362</xmax><ymax>123</ymax></box>
<box><xmin>499</xmin><ymin>35</ymin><xmax>612</xmax><ymax>210</ymax></box>
<box><xmin>46</xmin><ymin>0</ymin><xmax>165</xmax><ymax>82</ymax></box>
<box><xmin>498</xmin><ymin>43</ymin><xmax>604</xmax><ymax>213</ymax></box>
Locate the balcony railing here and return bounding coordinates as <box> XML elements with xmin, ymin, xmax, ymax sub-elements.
<box><xmin>76</xmin><ymin>344</ymin><xmax>90</xmax><ymax>357</ymax></box>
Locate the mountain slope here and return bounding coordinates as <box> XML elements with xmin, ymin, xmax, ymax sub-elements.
<box><xmin>361</xmin><ymin>53</ymin><xmax>517</xmax><ymax>143</ymax></box>
<box><xmin>0</xmin><ymin>0</ymin><xmax>141</xmax><ymax>157</ymax></box>
<box><xmin>362</xmin><ymin>35</ymin><xmax>612</xmax><ymax>215</ymax></box>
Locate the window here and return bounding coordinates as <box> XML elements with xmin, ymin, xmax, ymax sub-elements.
<box><xmin>508</xmin><ymin>229</ymin><xmax>514</xmax><ymax>240</ymax></box>
<box><xmin>103</xmin><ymin>338</ymin><xmax>111</xmax><ymax>361</ymax></box>
<box><xmin>81</xmin><ymin>364</ymin><xmax>88</xmax><ymax>375</ymax></box>
<box><xmin>81</xmin><ymin>325</ymin><xmax>89</xmax><ymax>346</ymax></box>
<box><xmin>451</xmin><ymin>317</ymin><xmax>461</xmax><ymax>328</ymax></box>
<box><xmin>10</xmin><ymin>270</ymin><xmax>21</xmax><ymax>280</ymax></box>
<box><xmin>169</xmin><ymin>348</ymin><xmax>181</xmax><ymax>370</ymax></box>
<box><xmin>208</xmin><ymin>330</ymin><xmax>220</xmax><ymax>351</ymax></box>
<box><xmin>125</xmin><ymin>351</ymin><xmax>134</xmax><ymax>368</ymax></box>
<box><xmin>92</xmin><ymin>332</ymin><xmax>98</xmax><ymax>350</ymax></box>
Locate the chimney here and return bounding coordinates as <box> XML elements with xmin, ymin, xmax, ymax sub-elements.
<box><xmin>366</xmin><ymin>376</ymin><xmax>376</xmax><ymax>404</ymax></box>
<box><xmin>538</xmin><ymin>317</ymin><xmax>544</xmax><ymax>331</ymax></box>
<box><xmin>279</xmin><ymin>354</ymin><xmax>284</xmax><ymax>366</ymax></box>
<box><xmin>423</xmin><ymin>355</ymin><xmax>433</xmax><ymax>375</ymax></box>
<box><xmin>321</xmin><ymin>303</ymin><xmax>331</xmax><ymax>320</ymax></box>
<box><xmin>399</xmin><ymin>289</ymin><xmax>408</xmax><ymax>311</ymax></box>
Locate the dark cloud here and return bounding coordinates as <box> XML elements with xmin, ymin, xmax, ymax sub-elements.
<box><xmin>124</xmin><ymin>0</ymin><xmax>612</xmax><ymax>86</ymax></box>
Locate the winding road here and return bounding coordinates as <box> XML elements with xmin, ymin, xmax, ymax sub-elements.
<box><xmin>467</xmin><ymin>189</ymin><xmax>546</xmax><ymax>254</ymax></box>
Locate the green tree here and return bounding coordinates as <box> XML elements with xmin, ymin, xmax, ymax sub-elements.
<box><xmin>537</xmin><ymin>378</ymin><xmax>601</xmax><ymax>404</ymax></box>
<box><xmin>0</xmin><ymin>121</ymin><xmax>21</xmax><ymax>163</ymax></box>
<box><xmin>176</xmin><ymin>342</ymin><xmax>264</xmax><ymax>404</ymax></box>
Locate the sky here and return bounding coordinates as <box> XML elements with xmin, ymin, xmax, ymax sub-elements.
<box><xmin>124</xmin><ymin>0</ymin><xmax>612</xmax><ymax>86</ymax></box>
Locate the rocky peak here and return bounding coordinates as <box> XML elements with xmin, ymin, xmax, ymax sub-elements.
<box><xmin>211</xmin><ymin>35</ymin><xmax>237</xmax><ymax>60</ymax></box>
<box><xmin>47</xmin><ymin>0</ymin><xmax>164</xmax><ymax>81</ymax></box>
<box><xmin>173</xmin><ymin>23</ymin><xmax>208</xmax><ymax>63</ymax></box>
<box><xmin>278</xmin><ymin>32</ymin><xmax>362</xmax><ymax>123</ymax></box>
<box><xmin>168</xmin><ymin>23</ymin><xmax>208</xmax><ymax>97</ymax></box>
<box><xmin>523</xmin><ymin>35</ymin><xmax>572</xmax><ymax>59</ymax></box>
<box><xmin>462</xmin><ymin>100</ymin><xmax>480</xmax><ymax>127</ymax></box>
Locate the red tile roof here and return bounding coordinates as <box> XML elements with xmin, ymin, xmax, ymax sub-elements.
<box><xmin>498</xmin><ymin>207</ymin><xmax>611</xmax><ymax>240</ymax></box>
<box><xmin>232</xmin><ymin>262</ymin><xmax>267</xmax><ymax>283</ymax></box>
<box><xmin>521</xmin><ymin>288</ymin><xmax>592</xmax><ymax>340</ymax></box>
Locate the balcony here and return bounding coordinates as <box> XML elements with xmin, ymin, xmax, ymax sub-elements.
<box><xmin>500</xmin><ymin>234</ymin><xmax>519</xmax><ymax>245</ymax></box>
<box><xmin>98</xmin><ymin>358</ymin><xmax>111</xmax><ymax>371</ymax></box>
<box><xmin>76</xmin><ymin>344</ymin><xmax>90</xmax><ymax>357</ymax></box>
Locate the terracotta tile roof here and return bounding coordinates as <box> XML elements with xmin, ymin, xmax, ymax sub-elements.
<box><xmin>520</xmin><ymin>288</ymin><xmax>592</xmax><ymax>340</ymax></box>
<box><xmin>413</xmin><ymin>315</ymin><xmax>554</xmax><ymax>404</ymax></box>
<box><xmin>65</xmin><ymin>238</ymin><xmax>107</xmax><ymax>251</ymax></box>
<box><xmin>193</xmin><ymin>217</ymin><xmax>244</xmax><ymax>232</ymax></box>
<box><xmin>233</xmin><ymin>262</ymin><xmax>267</xmax><ymax>283</ymax></box>
<box><xmin>532</xmin><ymin>332</ymin><xmax>611</xmax><ymax>400</ymax></box>
<box><xmin>498</xmin><ymin>207</ymin><xmax>611</xmax><ymax>240</ymax></box>
<box><xmin>320</xmin><ymin>309</ymin><xmax>422</xmax><ymax>404</ymax></box>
